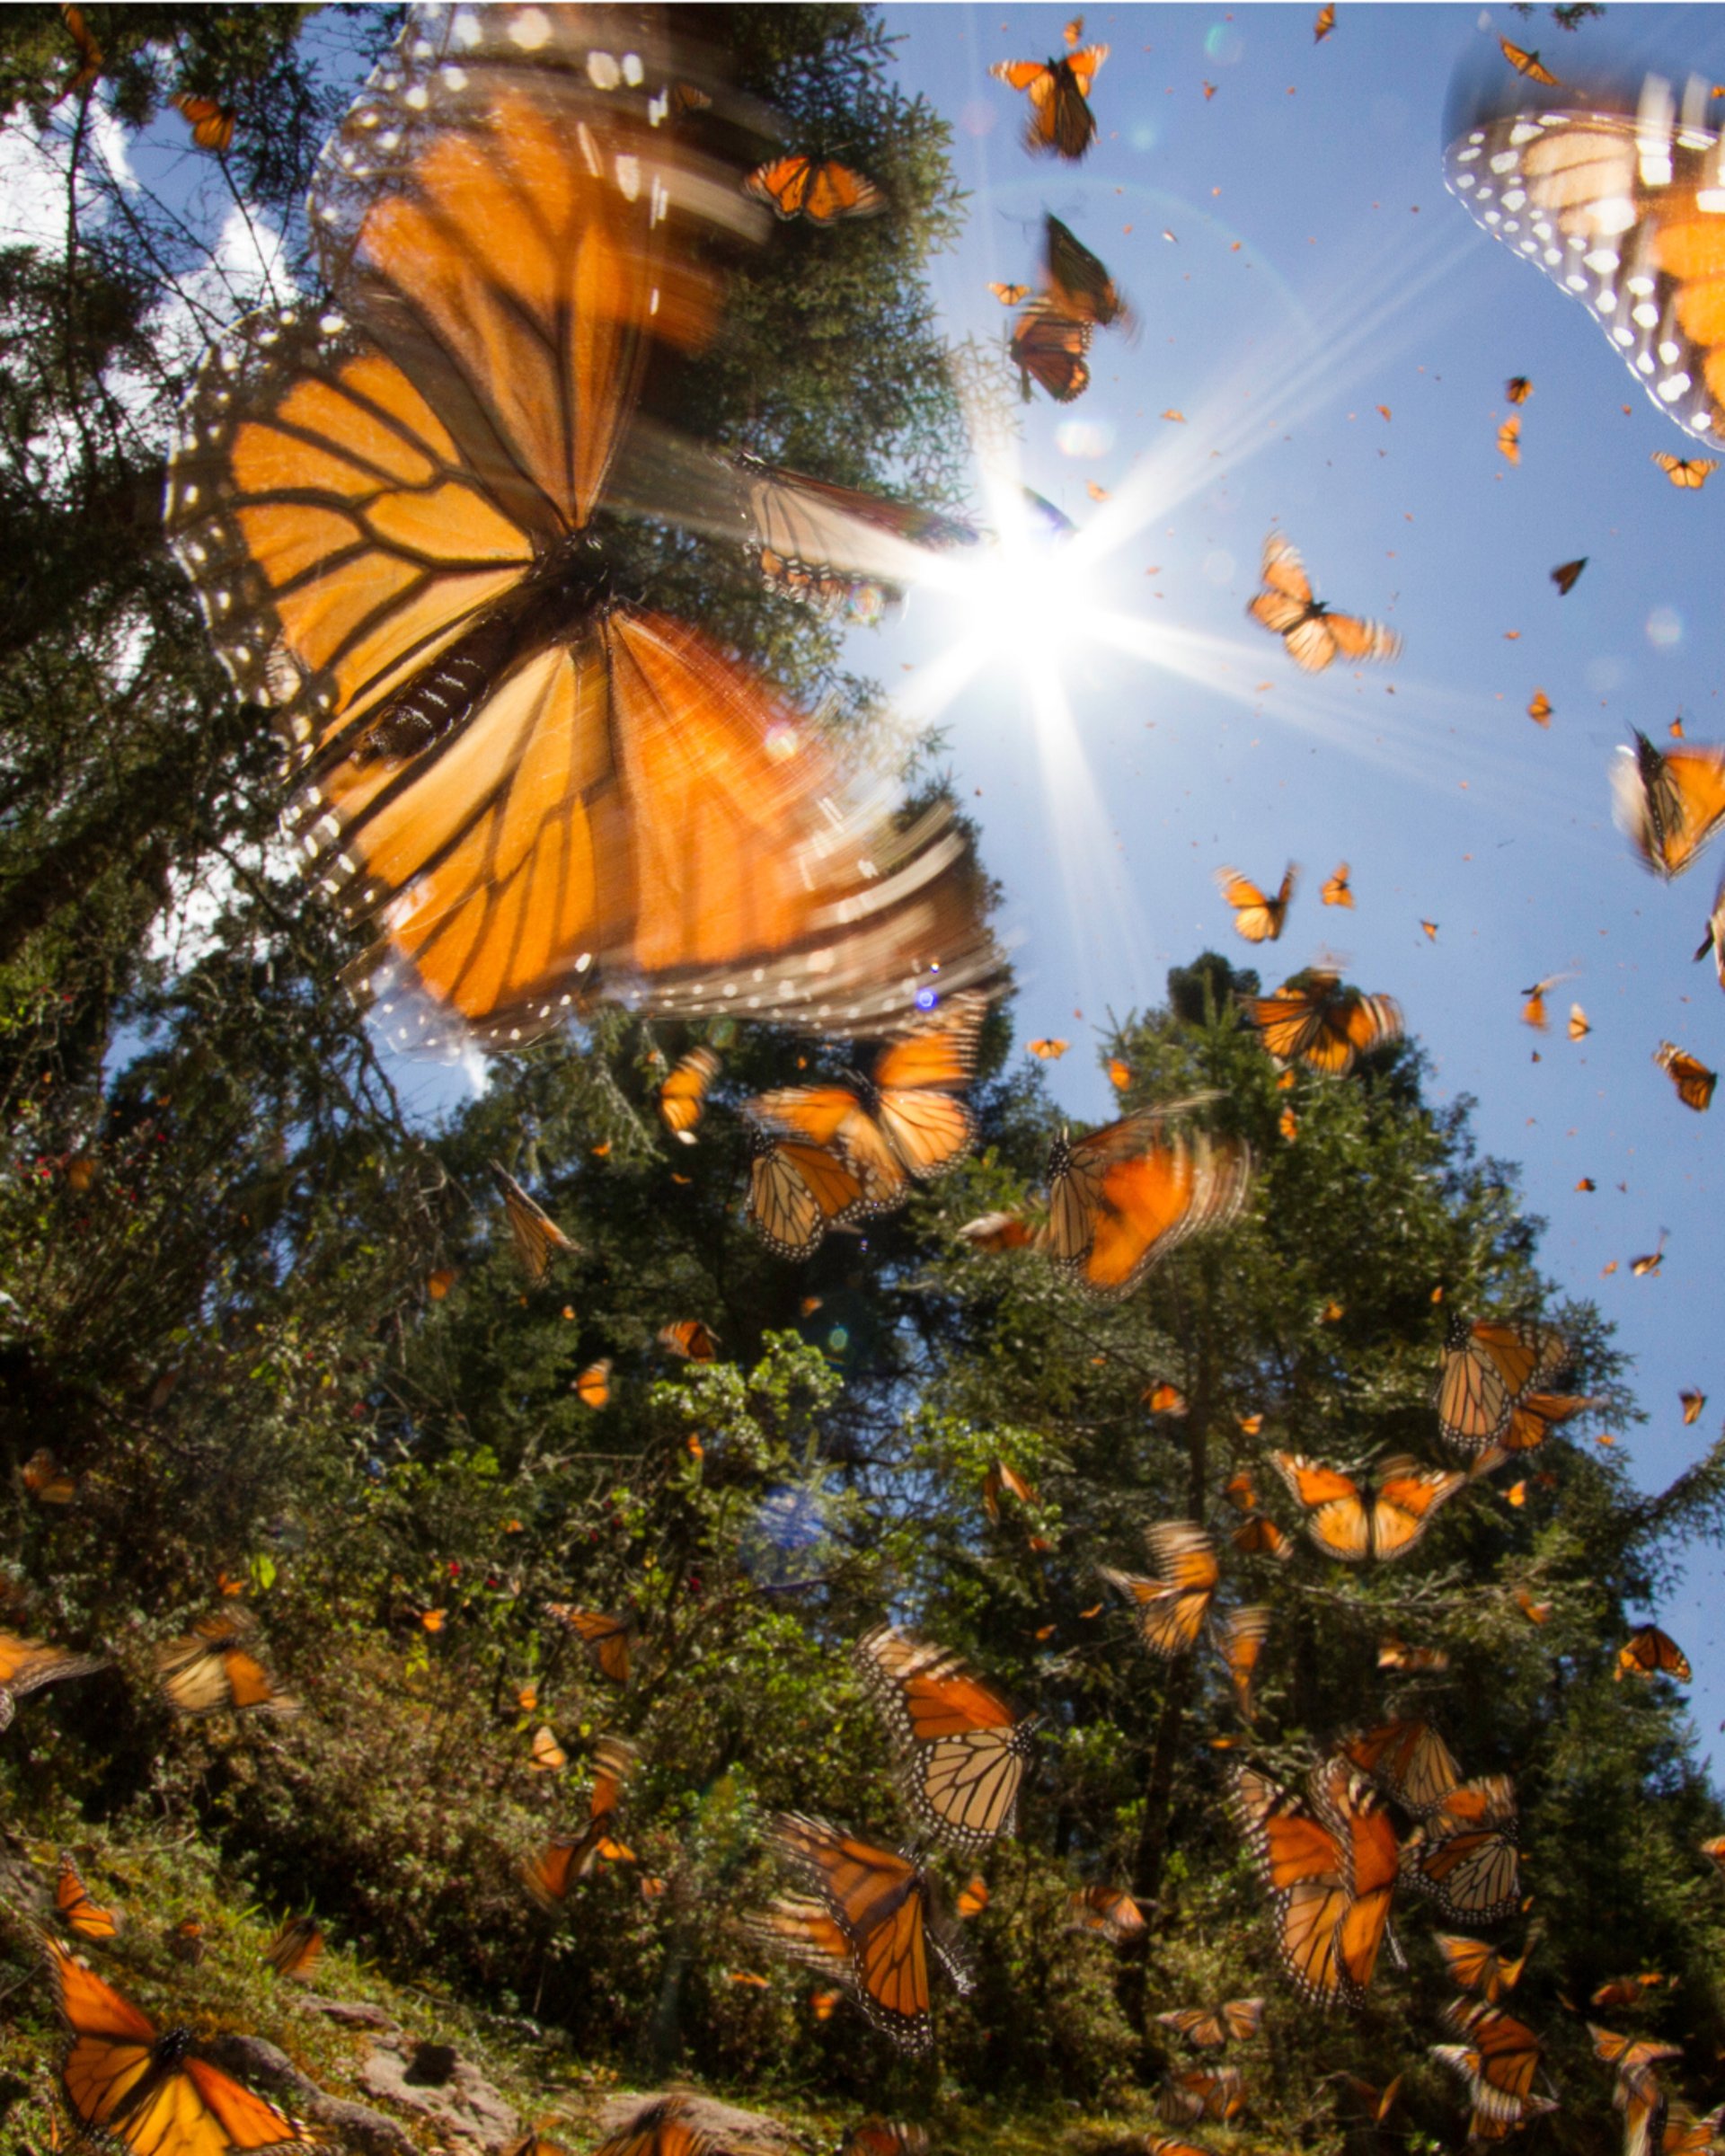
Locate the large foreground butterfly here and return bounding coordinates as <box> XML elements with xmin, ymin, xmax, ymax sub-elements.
<box><xmin>1099</xmin><ymin>1521</ymin><xmax>1219</xmax><ymax>1658</ymax></box>
<box><xmin>989</xmin><ymin>45</ymin><xmax>1109</xmax><ymax>159</ymax></box>
<box><xmin>1046</xmin><ymin>1100</ymin><xmax>1251</xmax><ymax>1300</ymax></box>
<box><xmin>1434</xmin><ymin>1314</ymin><xmax>1569</xmax><ymax>1454</ymax></box>
<box><xmin>165</xmin><ymin>7</ymin><xmax>993</xmax><ymax>1051</ymax></box>
<box><xmin>854</xmin><ymin>1624</ymin><xmax>1040</xmax><ymax>1852</ymax></box>
<box><xmin>1446</xmin><ymin>78</ymin><xmax>1725</xmax><ymax>448</ymax></box>
<box><xmin>592</xmin><ymin>2098</ymin><xmax>724</xmax><ymax>2156</ymax></box>
<box><xmin>1231</xmin><ymin>1756</ymin><xmax>1399</xmax><ymax>2010</ymax></box>
<box><xmin>1248</xmin><ymin>532</ymin><xmax>1401</xmax><ymax>673</ymax></box>
<box><xmin>44</xmin><ymin>1936</ymin><xmax>306</xmax><ymax>2156</ymax></box>
<box><xmin>1154</xmin><ymin>1997</ymin><xmax>1264</xmax><ymax>2049</ymax></box>
<box><xmin>1614</xmin><ymin>730</ymin><xmax>1725</xmax><ymax>878</ymax></box>
<box><xmin>1438</xmin><ymin>1931</ymin><xmax>1535</xmax><ymax>2002</ymax></box>
<box><xmin>1270</xmin><ymin>1452</ymin><xmax>1465</xmax><ymax>1561</ymax></box>
<box><xmin>755</xmin><ymin>1814</ymin><xmax>972</xmax><ymax>2054</ymax></box>
<box><xmin>1244</xmin><ymin>970</ymin><xmax>1403</xmax><ymax>1074</ymax></box>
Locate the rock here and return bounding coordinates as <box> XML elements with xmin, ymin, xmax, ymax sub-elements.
<box><xmin>358</xmin><ymin>2029</ymin><xmax>518</xmax><ymax>2152</ymax></box>
<box><xmin>594</xmin><ymin>2093</ymin><xmax>800</xmax><ymax>2154</ymax></box>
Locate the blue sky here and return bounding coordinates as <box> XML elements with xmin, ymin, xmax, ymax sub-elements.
<box><xmin>866</xmin><ymin>2</ymin><xmax>1725</xmax><ymax>1773</ymax></box>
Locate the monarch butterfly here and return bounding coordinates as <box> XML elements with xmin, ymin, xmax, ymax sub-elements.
<box><xmin>1654</xmin><ymin>451</ymin><xmax>1717</xmax><ymax>488</ymax></box>
<box><xmin>1231</xmin><ymin>1756</ymin><xmax>1398</xmax><ymax>2010</ymax></box>
<box><xmin>1551</xmin><ymin>555</ymin><xmax>1588</xmax><ymax>594</ymax></box>
<box><xmin>1028</xmin><ymin>1038</ymin><xmax>1069</xmax><ymax>1059</ymax></box>
<box><xmin>1656</xmin><ymin>1040</ymin><xmax>1716</xmax><ymax>1111</ymax></box>
<box><xmin>1590</xmin><ymin>2024</ymin><xmax>1685</xmax><ymax>2081</ymax></box>
<box><xmin>658</xmin><ymin>1049</ymin><xmax>721</xmax><ymax>1144</ymax></box>
<box><xmin>1420</xmin><ymin>919</ymin><xmax>1439</xmax><ymax>942</ymax></box>
<box><xmin>487</xmin><ymin>1165</ymin><xmax>581</xmax><ymax>1287</ymax></box>
<box><xmin>1154</xmin><ymin>1997</ymin><xmax>1264</xmax><ymax>2049</ymax></box>
<box><xmin>1632</xmin><ymin>1233</ymin><xmax>1668</xmax><ymax>1277</ymax></box>
<box><xmin>1436</xmin><ymin>2000</ymin><xmax>1550</xmax><ymax>2128</ymax></box>
<box><xmin>958</xmin><ymin>1209</ymin><xmax>1033</xmax><ymax>1253</ymax></box>
<box><xmin>500</xmin><ymin>2134</ymin><xmax>574</xmax><ymax>2156</ymax></box>
<box><xmin>1519</xmin><ymin>973</ymin><xmax>1570</xmax><ymax>1029</ymax></box>
<box><xmin>1664</xmin><ymin>2106</ymin><xmax>1725</xmax><ymax>2156</ymax></box>
<box><xmin>56</xmin><ymin>1855</ymin><xmax>120</xmax><ymax>1942</ymax></box>
<box><xmin>521</xmin><ymin>1736</ymin><xmax>637</xmax><ymax>1911</ymax></box>
<box><xmin>954</xmin><ymin>1874</ymin><xmax>989</xmax><ymax>1919</ymax></box>
<box><xmin>1321</xmin><ymin>862</ymin><xmax>1353</xmax><ymax>907</ymax></box>
<box><xmin>1614</xmin><ymin>730</ymin><xmax>1725</xmax><ymax>879</ymax></box>
<box><xmin>756</xmin><ymin>1813</ymin><xmax>972</xmax><ymax>2054</ymax></box>
<box><xmin>1247</xmin><ymin>532</ymin><xmax>1402</xmax><ymax>673</ymax></box>
<box><xmin>1008</xmin><ymin>300</ymin><xmax>1092</xmax><ymax>402</ymax></box>
<box><xmin>58</xmin><ymin>4</ymin><xmax>103</xmax><ymax>95</ymax></box>
<box><xmin>0</xmin><ymin>1630</ymin><xmax>107</xmax><ymax>1731</ymax></box>
<box><xmin>1269</xmin><ymin>1452</ymin><xmax>1464</xmax><ymax>1562</ymax></box>
<box><xmin>744</xmin><ymin>155</ymin><xmax>884</xmax><ymax>224</ymax></box>
<box><xmin>746</xmin><ymin>1003</ymin><xmax>983</xmax><ymax>1237</ymax></box>
<box><xmin>1215</xmin><ymin>863</ymin><xmax>1296</xmax><ymax>942</ymax></box>
<box><xmin>1100</xmin><ymin>1521</ymin><xmax>1219</xmax><ymax>1658</ymax></box>
<box><xmin>1401</xmin><ymin>1775</ymin><xmax>1520</xmax><ymax>1925</ymax></box>
<box><xmin>169</xmin><ymin>1918</ymin><xmax>206</xmax><ymax>1966</ymax></box>
<box><xmin>1243</xmin><ymin>971</ymin><xmax>1402</xmax><ymax>1074</ymax></box>
<box><xmin>426</xmin><ymin>1266</ymin><xmax>458</xmax><ymax>1300</ymax></box>
<box><xmin>44</xmin><ymin>1935</ymin><xmax>305</xmax><ymax>2156</ymax></box>
<box><xmin>989</xmin><ymin>45</ymin><xmax>1109</xmax><ymax>159</ymax></box>
<box><xmin>1527</xmin><ymin>689</ymin><xmax>1552</xmax><ymax>726</ymax></box>
<box><xmin>1340</xmin><ymin>1717</ymin><xmax>1463</xmax><ymax>1813</ymax></box>
<box><xmin>1376</xmin><ymin>1634</ymin><xmax>1448</xmax><ymax>1672</ymax></box>
<box><xmin>591</xmin><ymin>2098</ymin><xmax>724</xmax><ymax>2156</ymax></box>
<box><xmin>1681</xmin><ymin>1387</ymin><xmax>1707</xmax><ymax>1425</ymax></box>
<box><xmin>1314</xmin><ymin>4</ymin><xmax>1335</xmax><ymax>39</ymax></box>
<box><xmin>1157</xmin><ymin>2066</ymin><xmax>1245</xmax><ymax>2125</ymax></box>
<box><xmin>988</xmin><ymin>281</ymin><xmax>1030</xmax><ymax>305</ymax></box>
<box><xmin>263</xmin><ymin>1915</ymin><xmax>323</xmax><ymax>1982</ymax></box>
<box><xmin>1703</xmin><ymin>1834</ymin><xmax>1725</xmax><ymax>1876</ymax></box>
<box><xmin>743</xmin><ymin>1123</ymin><xmax>868</xmax><ymax>1261</ymax></box>
<box><xmin>1066</xmin><ymin>1884</ymin><xmax>1146</xmax><ymax>1940</ymax></box>
<box><xmin>658</xmin><ymin>1319</ymin><xmax>719</xmax><ymax>1361</ymax></box>
<box><xmin>854</xmin><ymin>1624</ymin><xmax>1039</xmax><ymax>1853</ymax></box>
<box><xmin>1044</xmin><ymin>215</ymin><xmax>1133</xmax><ymax>331</ymax></box>
<box><xmin>1514</xmin><ymin>1584</ymin><xmax>1552</xmax><ymax>1622</ymax></box>
<box><xmin>1497</xmin><ymin>416</ymin><xmax>1521</xmax><ymax>464</ymax></box>
<box><xmin>545</xmin><ymin>1604</ymin><xmax>634</xmax><ymax>1684</ymax></box>
<box><xmin>1506</xmin><ymin>376</ymin><xmax>1533</xmax><ymax>403</ymax></box>
<box><xmin>529</xmin><ymin>1726</ymin><xmax>569</xmax><ymax>1773</ymax></box>
<box><xmin>1498</xmin><ymin>38</ymin><xmax>1561</xmax><ymax>85</ymax></box>
<box><xmin>723</xmin><ymin>454</ymin><xmax>976</xmax><ymax>616</ymax></box>
<box><xmin>1231</xmin><ymin>1515</ymin><xmax>1293</xmax><ymax>1563</ymax></box>
<box><xmin>23</xmin><ymin>1449</ymin><xmax>78</xmax><ymax>1505</ymax></box>
<box><xmin>1694</xmin><ymin>870</ymin><xmax>1725</xmax><ymax>983</ymax></box>
<box><xmin>1438</xmin><ymin>1931</ymin><xmax>1535</xmax><ymax>2001</ymax></box>
<box><xmin>1592</xmin><ymin>1974</ymin><xmax>1667</xmax><ymax>2009</ymax></box>
<box><xmin>164</xmin><ymin>18</ymin><xmax>992</xmax><ymax>1055</ymax></box>
<box><xmin>1503</xmin><ymin>1388</ymin><xmax>1599</xmax><ymax>1452</ymax></box>
<box><xmin>1615</xmin><ymin>1625</ymin><xmax>1690</xmax><ymax>1682</ymax></box>
<box><xmin>156</xmin><ymin>1608</ymin><xmax>297</xmax><ymax>1717</ymax></box>
<box><xmin>1144</xmin><ymin>1381</ymin><xmax>1187</xmax><ymax>1415</ymax></box>
<box><xmin>573</xmin><ymin>1359</ymin><xmax>612</xmax><ymax>1410</ymax></box>
<box><xmin>1213</xmin><ymin>1607</ymin><xmax>1271</xmax><ymax>1719</ymax></box>
<box><xmin>1446</xmin><ymin>84</ymin><xmax>1725</xmax><ymax>449</ymax></box>
<box><xmin>169</xmin><ymin>91</ymin><xmax>236</xmax><ymax>153</ymax></box>
<box><xmin>1434</xmin><ymin>1314</ymin><xmax>1569</xmax><ymax>1454</ymax></box>
<box><xmin>981</xmin><ymin>1461</ymin><xmax>1039</xmax><ymax>1522</ymax></box>
<box><xmin>1046</xmin><ymin>1101</ymin><xmax>1251</xmax><ymax>1300</ymax></box>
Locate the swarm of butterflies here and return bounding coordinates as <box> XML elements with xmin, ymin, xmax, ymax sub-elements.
<box><xmin>31</xmin><ymin>0</ymin><xmax>1725</xmax><ymax>2150</ymax></box>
